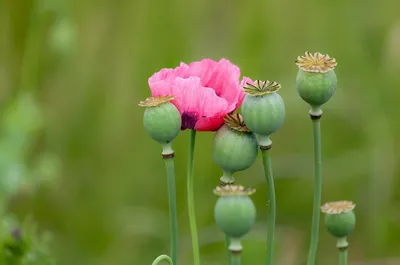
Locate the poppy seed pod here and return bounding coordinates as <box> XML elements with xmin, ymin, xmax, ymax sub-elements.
<box><xmin>241</xmin><ymin>80</ymin><xmax>285</xmax><ymax>147</ymax></box>
<box><xmin>139</xmin><ymin>96</ymin><xmax>181</xmax><ymax>150</ymax></box>
<box><xmin>214</xmin><ymin>185</ymin><xmax>256</xmax><ymax>239</ymax></box>
<box><xmin>295</xmin><ymin>52</ymin><xmax>337</xmax><ymax>114</ymax></box>
<box><xmin>321</xmin><ymin>201</ymin><xmax>356</xmax><ymax>239</ymax></box>
<box><xmin>212</xmin><ymin>114</ymin><xmax>258</xmax><ymax>184</ymax></box>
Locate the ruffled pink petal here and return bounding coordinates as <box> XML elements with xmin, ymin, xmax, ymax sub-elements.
<box><xmin>241</xmin><ymin>77</ymin><xmax>254</xmax><ymax>87</ymax></box>
<box><xmin>185</xmin><ymin>59</ymin><xmax>218</xmax><ymax>86</ymax></box>
<box><xmin>185</xmin><ymin>59</ymin><xmax>242</xmax><ymax>109</ymax></box>
<box><xmin>235</xmin><ymin>76</ymin><xmax>253</xmax><ymax>109</ymax></box>
<box><xmin>171</xmin><ymin>77</ymin><xmax>228</xmax><ymax>130</ymax></box>
<box><xmin>149</xmin><ymin>79</ymin><xmax>173</xmax><ymax>97</ymax></box>
<box><xmin>204</xmin><ymin>59</ymin><xmax>241</xmax><ymax>106</ymax></box>
<box><xmin>171</xmin><ymin>77</ymin><xmax>228</xmax><ymax>115</ymax></box>
<box><xmin>194</xmin><ymin>113</ymin><xmax>227</xmax><ymax>131</ymax></box>
<box><xmin>147</xmin><ymin>59</ymin><xmax>249</xmax><ymax>131</ymax></box>
<box><xmin>148</xmin><ymin>63</ymin><xmax>189</xmax><ymax>84</ymax></box>
<box><xmin>148</xmin><ymin>63</ymin><xmax>190</xmax><ymax>97</ymax></box>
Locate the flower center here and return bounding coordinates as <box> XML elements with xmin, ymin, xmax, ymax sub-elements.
<box><xmin>181</xmin><ymin>112</ymin><xmax>198</xmax><ymax>130</ymax></box>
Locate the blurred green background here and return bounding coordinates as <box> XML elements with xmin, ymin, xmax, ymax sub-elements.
<box><xmin>1</xmin><ymin>0</ymin><xmax>400</xmax><ymax>264</ymax></box>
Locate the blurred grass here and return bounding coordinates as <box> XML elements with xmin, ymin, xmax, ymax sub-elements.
<box><xmin>1</xmin><ymin>0</ymin><xmax>400</xmax><ymax>264</ymax></box>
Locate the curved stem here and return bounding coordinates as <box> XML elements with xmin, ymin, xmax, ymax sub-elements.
<box><xmin>261</xmin><ymin>148</ymin><xmax>276</xmax><ymax>265</ymax></box>
<box><xmin>307</xmin><ymin>118</ymin><xmax>322</xmax><ymax>265</ymax></box>
<box><xmin>152</xmin><ymin>255</ymin><xmax>173</xmax><ymax>265</ymax></box>
<box><xmin>187</xmin><ymin>130</ymin><xmax>200</xmax><ymax>265</ymax></box>
<box><xmin>163</xmin><ymin>156</ymin><xmax>178</xmax><ymax>265</ymax></box>
<box><xmin>339</xmin><ymin>249</ymin><xmax>348</xmax><ymax>265</ymax></box>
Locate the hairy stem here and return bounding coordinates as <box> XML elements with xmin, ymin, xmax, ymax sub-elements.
<box><xmin>307</xmin><ymin>118</ymin><xmax>322</xmax><ymax>265</ymax></box>
<box><xmin>187</xmin><ymin>130</ymin><xmax>200</xmax><ymax>265</ymax></box>
<box><xmin>261</xmin><ymin>148</ymin><xmax>276</xmax><ymax>265</ymax></box>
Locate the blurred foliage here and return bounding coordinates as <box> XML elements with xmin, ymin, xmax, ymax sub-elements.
<box><xmin>0</xmin><ymin>93</ymin><xmax>61</xmax><ymax>203</ymax></box>
<box><xmin>0</xmin><ymin>215</ymin><xmax>55</xmax><ymax>265</ymax></box>
<box><xmin>1</xmin><ymin>0</ymin><xmax>400</xmax><ymax>265</ymax></box>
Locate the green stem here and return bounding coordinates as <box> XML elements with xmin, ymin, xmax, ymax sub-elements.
<box><xmin>228</xmin><ymin>238</ymin><xmax>242</xmax><ymax>265</ymax></box>
<box><xmin>220</xmin><ymin>170</ymin><xmax>235</xmax><ymax>185</ymax></box>
<box><xmin>230</xmin><ymin>253</ymin><xmax>241</xmax><ymax>265</ymax></box>
<box><xmin>339</xmin><ymin>249</ymin><xmax>348</xmax><ymax>265</ymax></box>
<box><xmin>307</xmin><ymin>118</ymin><xmax>322</xmax><ymax>265</ymax></box>
<box><xmin>151</xmin><ymin>255</ymin><xmax>173</xmax><ymax>265</ymax></box>
<box><xmin>225</xmin><ymin>235</ymin><xmax>231</xmax><ymax>265</ymax></box>
<box><xmin>164</xmin><ymin>156</ymin><xmax>178</xmax><ymax>265</ymax></box>
<box><xmin>187</xmin><ymin>130</ymin><xmax>200</xmax><ymax>265</ymax></box>
<box><xmin>261</xmin><ymin>148</ymin><xmax>276</xmax><ymax>265</ymax></box>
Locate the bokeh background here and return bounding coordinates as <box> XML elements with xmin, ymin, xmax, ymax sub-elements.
<box><xmin>1</xmin><ymin>0</ymin><xmax>400</xmax><ymax>264</ymax></box>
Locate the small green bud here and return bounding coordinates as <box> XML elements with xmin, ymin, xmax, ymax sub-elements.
<box><xmin>321</xmin><ymin>201</ymin><xmax>356</xmax><ymax>238</ymax></box>
<box><xmin>295</xmin><ymin>52</ymin><xmax>338</xmax><ymax>112</ymax></box>
<box><xmin>241</xmin><ymin>80</ymin><xmax>285</xmax><ymax>147</ymax></box>
<box><xmin>139</xmin><ymin>96</ymin><xmax>181</xmax><ymax>151</ymax></box>
<box><xmin>212</xmin><ymin>114</ymin><xmax>258</xmax><ymax>184</ymax></box>
<box><xmin>214</xmin><ymin>185</ymin><xmax>256</xmax><ymax>239</ymax></box>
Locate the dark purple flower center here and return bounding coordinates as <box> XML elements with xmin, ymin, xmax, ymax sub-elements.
<box><xmin>181</xmin><ymin>112</ymin><xmax>197</xmax><ymax>130</ymax></box>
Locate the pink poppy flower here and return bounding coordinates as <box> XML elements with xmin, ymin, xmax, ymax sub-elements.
<box><xmin>148</xmin><ymin>58</ymin><xmax>252</xmax><ymax>131</ymax></box>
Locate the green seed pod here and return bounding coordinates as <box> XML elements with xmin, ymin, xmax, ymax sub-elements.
<box><xmin>321</xmin><ymin>201</ymin><xmax>356</xmax><ymax>238</ymax></box>
<box><xmin>295</xmin><ymin>52</ymin><xmax>338</xmax><ymax>111</ymax></box>
<box><xmin>139</xmin><ymin>96</ymin><xmax>181</xmax><ymax>147</ymax></box>
<box><xmin>241</xmin><ymin>80</ymin><xmax>285</xmax><ymax>147</ymax></box>
<box><xmin>212</xmin><ymin>114</ymin><xmax>258</xmax><ymax>184</ymax></box>
<box><xmin>214</xmin><ymin>185</ymin><xmax>256</xmax><ymax>239</ymax></box>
